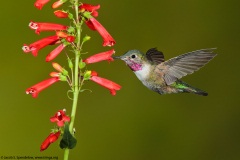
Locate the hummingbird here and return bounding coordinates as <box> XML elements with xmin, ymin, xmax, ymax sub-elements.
<box><xmin>114</xmin><ymin>48</ymin><xmax>217</xmax><ymax>96</ymax></box>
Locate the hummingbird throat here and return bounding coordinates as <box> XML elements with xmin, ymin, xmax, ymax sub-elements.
<box><xmin>128</xmin><ymin>61</ymin><xmax>142</xmax><ymax>71</ymax></box>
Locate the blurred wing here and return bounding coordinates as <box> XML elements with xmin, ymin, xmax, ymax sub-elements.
<box><xmin>146</xmin><ymin>48</ymin><xmax>165</xmax><ymax>64</ymax></box>
<box><xmin>163</xmin><ymin>48</ymin><xmax>217</xmax><ymax>85</ymax></box>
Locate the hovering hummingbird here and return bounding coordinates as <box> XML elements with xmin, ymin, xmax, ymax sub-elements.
<box><xmin>114</xmin><ymin>48</ymin><xmax>217</xmax><ymax>96</ymax></box>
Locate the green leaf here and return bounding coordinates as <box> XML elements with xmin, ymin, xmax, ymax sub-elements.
<box><xmin>60</xmin><ymin>123</ymin><xmax>77</xmax><ymax>149</ymax></box>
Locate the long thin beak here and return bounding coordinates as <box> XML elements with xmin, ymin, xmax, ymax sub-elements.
<box><xmin>112</xmin><ymin>56</ymin><xmax>123</xmax><ymax>60</ymax></box>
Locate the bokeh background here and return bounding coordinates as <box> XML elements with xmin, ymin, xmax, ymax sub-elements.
<box><xmin>1</xmin><ymin>0</ymin><xmax>240</xmax><ymax>159</ymax></box>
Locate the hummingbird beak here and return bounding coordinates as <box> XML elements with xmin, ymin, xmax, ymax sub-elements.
<box><xmin>112</xmin><ymin>56</ymin><xmax>123</xmax><ymax>60</ymax></box>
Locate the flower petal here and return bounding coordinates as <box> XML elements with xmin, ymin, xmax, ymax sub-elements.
<box><xmin>84</xmin><ymin>49</ymin><xmax>115</xmax><ymax>64</ymax></box>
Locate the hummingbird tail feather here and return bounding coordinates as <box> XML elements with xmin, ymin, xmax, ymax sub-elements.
<box><xmin>175</xmin><ymin>81</ymin><xmax>208</xmax><ymax>96</ymax></box>
<box><xmin>185</xmin><ymin>87</ymin><xmax>208</xmax><ymax>96</ymax></box>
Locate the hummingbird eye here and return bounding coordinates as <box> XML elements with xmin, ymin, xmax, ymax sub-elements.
<box><xmin>131</xmin><ymin>54</ymin><xmax>136</xmax><ymax>59</ymax></box>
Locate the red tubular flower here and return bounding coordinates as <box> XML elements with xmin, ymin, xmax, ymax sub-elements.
<box><xmin>79</xmin><ymin>3</ymin><xmax>100</xmax><ymax>17</ymax></box>
<box><xmin>90</xmin><ymin>75</ymin><xmax>121</xmax><ymax>96</ymax></box>
<box><xmin>29</xmin><ymin>21</ymin><xmax>68</xmax><ymax>35</ymax></box>
<box><xmin>54</xmin><ymin>10</ymin><xmax>69</xmax><ymax>18</ymax></box>
<box><xmin>86</xmin><ymin>18</ymin><xmax>115</xmax><ymax>47</ymax></box>
<box><xmin>40</xmin><ymin>131</ymin><xmax>61</xmax><ymax>152</ymax></box>
<box><xmin>50</xmin><ymin>110</ymin><xmax>70</xmax><ymax>127</ymax></box>
<box><xmin>26</xmin><ymin>77</ymin><xmax>60</xmax><ymax>98</ymax></box>
<box><xmin>46</xmin><ymin>44</ymin><xmax>66</xmax><ymax>62</ymax></box>
<box><xmin>34</xmin><ymin>0</ymin><xmax>50</xmax><ymax>10</ymax></box>
<box><xmin>22</xmin><ymin>35</ymin><xmax>60</xmax><ymax>56</ymax></box>
<box><xmin>52</xmin><ymin>0</ymin><xmax>66</xmax><ymax>9</ymax></box>
<box><xmin>83</xmin><ymin>49</ymin><xmax>115</xmax><ymax>64</ymax></box>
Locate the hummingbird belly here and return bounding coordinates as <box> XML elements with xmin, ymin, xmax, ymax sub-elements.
<box><xmin>134</xmin><ymin>64</ymin><xmax>151</xmax><ymax>81</ymax></box>
<box><xmin>141</xmin><ymin>80</ymin><xmax>179</xmax><ymax>95</ymax></box>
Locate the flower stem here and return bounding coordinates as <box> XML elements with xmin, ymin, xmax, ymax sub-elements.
<box><xmin>63</xmin><ymin>0</ymin><xmax>81</xmax><ymax>159</ymax></box>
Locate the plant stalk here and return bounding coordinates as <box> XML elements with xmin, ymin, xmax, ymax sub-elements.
<box><xmin>63</xmin><ymin>0</ymin><xmax>81</xmax><ymax>159</ymax></box>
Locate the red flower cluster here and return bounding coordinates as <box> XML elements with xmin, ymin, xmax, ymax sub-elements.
<box><xmin>22</xmin><ymin>20</ymin><xmax>73</xmax><ymax>61</ymax></box>
<box><xmin>82</xmin><ymin>49</ymin><xmax>121</xmax><ymax>95</ymax></box>
<box><xmin>28</xmin><ymin>0</ymin><xmax>121</xmax><ymax>153</ymax></box>
<box><xmin>26</xmin><ymin>63</ymin><xmax>67</xmax><ymax>98</ymax></box>
<box><xmin>80</xmin><ymin>3</ymin><xmax>116</xmax><ymax>47</ymax></box>
<box><xmin>78</xmin><ymin>4</ymin><xmax>120</xmax><ymax>95</ymax></box>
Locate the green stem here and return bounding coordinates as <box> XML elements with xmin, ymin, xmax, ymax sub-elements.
<box><xmin>64</xmin><ymin>0</ymin><xmax>80</xmax><ymax>159</ymax></box>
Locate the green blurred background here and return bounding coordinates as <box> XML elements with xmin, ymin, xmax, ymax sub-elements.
<box><xmin>1</xmin><ymin>0</ymin><xmax>240</xmax><ymax>159</ymax></box>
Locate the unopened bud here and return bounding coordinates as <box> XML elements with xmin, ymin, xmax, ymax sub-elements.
<box><xmin>82</xmin><ymin>35</ymin><xmax>91</xmax><ymax>44</ymax></box>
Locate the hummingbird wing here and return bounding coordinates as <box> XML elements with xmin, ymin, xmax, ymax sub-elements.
<box><xmin>162</xmin><ymin>48</ymin><xmax>217</xmax><ymax>85</ymax></box>
<box><xmin>146</xmin><ymin>48</ymin><xmax>165</xmax><ymax>64</ymax></box>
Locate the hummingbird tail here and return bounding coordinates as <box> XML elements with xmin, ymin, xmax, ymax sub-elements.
<box><xmin>176</xmin><ymin>81</ymin><xmax>208</xmax><ymax>96</ymax></box>
<box><xmin>187</xmin><ymin>88</ymin><xmax>208</xmax><ymax>96</ymax></box>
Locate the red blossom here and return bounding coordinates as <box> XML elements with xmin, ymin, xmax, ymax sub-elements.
<box><xmin>83</xmin><ymin>49</ymin><xmax>115</xmax><ymax>64</ymax></box>
<box><xmin>34</xmin><ymin>0</ymin><xmax>50</xmax><ymax>10</ymax></box>
<box><xmin>79</xmin><ymin>3</ymin><xmax>100</xmax><ymax>17</ymax></box>
<box><xmin>50</xmin><ymin>109</ymin><xmax>70</xmax><ymax>127</ymax></box>
<box><xmin>90</xmin><ymin>74</ymin><xmax>121</xmax><ymax>95</ymax></box>
<box><xmin>86</xmin><ymin>18</ymin><xmax>115</xmax><ymax>47</ymax></box>
<box><xmin>29</xmin><ymin>21</ymin><xmax>67</xmax><ymax>35</ymax></box>
<box><xmin>26</xmin><ymin>77</ymin><xmax>60</xmax><ymax>98</ymax></box>
<box><xmin>22</xmin><ymin>35</ymin><xmax>60</xmax><ymax>56</ymax></box>
<box><xmin>46</xmin><ymin>44</ymin><xmax>66</xmax><ymax>62</ymax></box>
<box><xmin>40</xmin><ymin>131</ymin><xmax>61</xmax><ymax>152</ymax></box>
<box><xmin>54</xmin><ymin>10</ymin><xmax>69</xmax><ymax>18</ymax></box>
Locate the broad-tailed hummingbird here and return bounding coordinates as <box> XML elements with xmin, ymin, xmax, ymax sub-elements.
<box><xmin>114</xmin><ymin>48</ymin><xmax>217</xmax><ymax>96</ymax></box>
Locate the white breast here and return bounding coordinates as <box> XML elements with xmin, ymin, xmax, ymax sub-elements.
<box><xmin>134</xmin><ymin>64</ymin><xmax>151</xmax><ymax>81</ymax></box>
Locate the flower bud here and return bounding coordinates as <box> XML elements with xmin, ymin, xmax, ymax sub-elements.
<box><xmin>52</xmin><ymin>62</ymin><xmax>68</xmax><ymax>76</ymax></box>
<box><xmin>82</xmin><ymin>35</ymin><xmax>91</xmax><ymax>44</ymax></box>
<box><xmin>54</xmin><ymin>10</ymin><xmax>69</xmax><ymax>18</ymax></box>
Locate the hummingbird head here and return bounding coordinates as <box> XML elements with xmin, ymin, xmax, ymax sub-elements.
<box><xmin>114</xmin><ymin>50</ymin><xmax>145</xmax><ymax>71</ymax></box>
